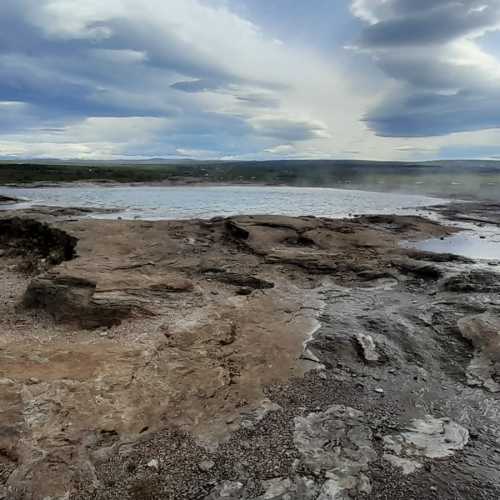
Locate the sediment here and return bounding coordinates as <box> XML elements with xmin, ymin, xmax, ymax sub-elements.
<box><xmin>0</xmin><ymin>204</ymin><xmax>499</xmax><ymax>499</ymax></box>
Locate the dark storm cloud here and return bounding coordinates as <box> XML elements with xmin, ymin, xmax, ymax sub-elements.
<box><xmin>365</xmin><ymin>90</ymin><xmax>500</xmax><ymax>137</ymax></box>
<box><xmin>0</xmin><ymin>0</ymin><xmax>294</xmax><ymax>156</ymax></box>
<box><xmin>171</xmin><ymin>79</ymin><xmax>224</xmax><ymax>93</ymax></box>
<box><xmin>353</xmin><ymin>0</ymin><xmax>500</xmax><ymax>137</ymax></box>
<box><xmin>250</xmin><ymin>118</ymin><xmax>328</xmax><ymax>141</ymax></box>
<box><xmin>360</xmin><ymin>3</ymin><xmax>500</xmax><ymax>47</ymax></box>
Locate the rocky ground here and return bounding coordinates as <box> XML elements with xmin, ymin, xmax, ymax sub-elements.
<box><xmin>0</xmin><ymin>196</ymin><xmax>20</xmax><ymax>205</ymax></box>
<box><xmin>0</xmin><ymin>203</ymin><xmax>499</xmax><ymax>499</ymax></box>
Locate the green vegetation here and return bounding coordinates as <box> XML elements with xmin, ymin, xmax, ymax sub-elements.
<box><xmin>0</xmin><ymin>160</ymin><xmax>499</xmax><ymax>200</ymax></box>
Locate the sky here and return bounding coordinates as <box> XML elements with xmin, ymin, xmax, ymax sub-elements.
<box><xmin>2</xmin><ymin>0</ymin><xmax>500</xmax><ymax>161</ymax></box>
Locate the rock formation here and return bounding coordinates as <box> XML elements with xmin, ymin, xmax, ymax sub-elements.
<box><xmin>0</xmin><ymin>207</ymin><xmax>499</xmax><ymax>499</ymax></box>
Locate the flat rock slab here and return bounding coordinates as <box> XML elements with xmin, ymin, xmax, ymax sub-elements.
<box><xmin>294</xmin><ymin>405</ymin><xmax>376</xmax><ymax>498</ymax></box>
<box><xmin>383</xmin><ymin>416</ymin><xmax>469</xmax><ymax>474</ymax></box>
<box><xmin>458</xmin><ymin>311</ymin><xmax>500</xmax><ymax>392</ymax></box>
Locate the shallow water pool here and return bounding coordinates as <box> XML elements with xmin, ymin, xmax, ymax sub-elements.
<box><xmin>407</xmin><ymin>231</ymin><xmax>500</xmax><ymax>261</ymax></box>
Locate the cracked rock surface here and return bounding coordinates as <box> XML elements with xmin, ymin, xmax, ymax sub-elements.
<box><xmin>0</xmin><ymin>204</ymin><xmax>500</xmax><ymax>499</ymax></box>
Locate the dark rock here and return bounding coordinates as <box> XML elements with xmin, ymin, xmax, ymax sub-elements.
<box><xmin>357</xmin><ymin>269</ymin><xmax>395</xmax><ymax>281</ymax></box>
<box><xmin>392</xmin><ymin>258</ymin><xmax>443</xmax><ymax>280</ymax></box>
<box><xmin>265</xmin><ymin>252</ymin><xmax>338</xmax><ymax>273</ymax></box>
<box><xmin>206</xmin><ymin>271</ymin><xmax>274</xmax><ymax>290</ymax></box>
<box><xmin>0</xmin><ymin>195</ymin><xmax>19</xmax><ymax>204</ymax></box>
<box><xmin>23</xmin><ymin>274</ymin><xmax>141</xmax><ymax>328</ymax></box>
<box><xmin>403</xmin><ymin>249</ymin><xmax>473</xmax><ymax>264</ymax></box>
<box><xmin>0</xmin><ymin>217</ymin><xmax>77</xmax><ymax>265</ymax></box>
<box><xmin>225</xmin><ymin>220</ymin><xmax>250</xmax><ymax>241</ymax></box>
<box><xmin>355</xmin><ymin>333</ymin><xmax>381</xmax><ymax>363</ymax></box>
<box><xmin>442</xmin><ymin>270</ymin><xmax>500</xmax><ymax>293</ymax></box>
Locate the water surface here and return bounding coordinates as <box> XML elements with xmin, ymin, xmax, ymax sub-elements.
<box><xmin>409</xmin><ymin>232</ymin><xmax>500</xmax><ymax>261</ymax></box>
<box><xmin>0</xmin><ymin>185</ymin><xmax>447</xmax><ymax>220</ymax></box>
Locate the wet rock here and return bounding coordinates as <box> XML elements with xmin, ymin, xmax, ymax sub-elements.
<box><xmin>0</xmin><ymin>195</ymin><xmax>19</xmax><ymax>204</ymax></box>
<box><xmin>355</xmin><ymin>333</ymin><xmax>380</xmax><ymax>363</ymax></box>
<box><xmin>357</xmin><ymin>269</ymin><xmax>395</xmax><ymax>281</ymax></box>
<box><xmin>458</xmin><ymin>312</ymin><xmax>500</xmax><ymax>392</ymax></box>
<box><xmin>294</xmin><ymin>405</ymin><xmax>376</xmax><ymax>498</ymax></box>
<box><xmin>392</xmin><ymin>258</ymin><xmax>443</xmax><ymax>280</ymax></box>
<box><xmin>442</xmin><ymin>270</ymin><xmax>500</xmax><ymax>293</ymax></box>
<box><xmin>403</xmin><ymin>249</ymin><xmax>473</xmax><ymax>264</ymax></box>
<box><xmin>383</xmin><ymin>415</ymin><xmax>469</xmax><ymax>474</ymax></box>
<box><xmin>430</xmin><ymin>202</ymin><xmax>500</xmax><ymax>226</ymax></box>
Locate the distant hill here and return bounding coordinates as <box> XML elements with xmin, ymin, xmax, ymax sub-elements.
<box><xmin>0</xmin><ymin>159</ymin><xmax>498</xmax><ymax>200</ymax></box>
<box><xmin>2</xmin><ymin>157</ymin><xmax>500</xmax><ymax>169</ymax></box>
<box><xmin>423</xmin><ymin>160</ymin><xmax>500</xmax><ymax>169</ymax></box>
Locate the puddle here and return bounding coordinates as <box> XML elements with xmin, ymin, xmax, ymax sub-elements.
<box><xmin>405</xmin><ymin>232</ymin><xmax>500</xmax><ymax>261</ymax></box>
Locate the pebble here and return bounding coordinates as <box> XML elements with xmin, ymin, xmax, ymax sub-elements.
<box><xmin>198</xmin><ymin>460</ymin><xmax>215</xmax><ymax>472</ymax></box>
<box><xmin>147</xmin><ymin>459</ymin><xmax>159</xmax><ymax>470</ymax></box>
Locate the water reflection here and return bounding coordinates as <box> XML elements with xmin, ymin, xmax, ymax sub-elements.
<box><xmin>410</xmin><ymin>232</ymin><xmax>500</xmax><ymax>260</ymax></box>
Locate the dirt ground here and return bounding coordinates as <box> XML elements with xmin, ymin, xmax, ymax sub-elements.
<box><xmin>0</xmin><ymin>203</ymin><xmax>499</xmax><ymax>499</ymax></box>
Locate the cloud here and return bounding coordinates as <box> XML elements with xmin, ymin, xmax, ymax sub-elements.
<box><xmin>249</xmin><ymin>116</ymin><xmax>329</xmax><ymax>141</ymax></box>
<box><xmin>176</xmin><ymin>148</ymin><xmax>220</xmax><ymax>158</ymax></box>
<box><xmin>352</xmin><ymin>0</ymin><xmax>500</xmax><ymax>137</ymax></box>
<box><xmin>235</xmin><ymin>92</ymin><xmax>280</xmax><ymax>108</ymax></box>
<box><xmin>171</xmin><ymin>79</ymin><xmax>224</xmax><ymax>93</ymax></box>
<box><xmin>6</xmin><ymin>0</ymin><xmax>499</xmax><ymax>160</ymax></box>
<box><xmin>355</xmin><ymin>0</ymin><xmax>500</xmax><ymax>46</ymax></box>
<box><xmin>264</xmin><ymin>144</ymin><xmax>296</xmax><ymax>155</ymax></box>
<box><xmin>0</xmin><ymin>0</ymin><xmax>367</xmax><ymax>158</ymax></box>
